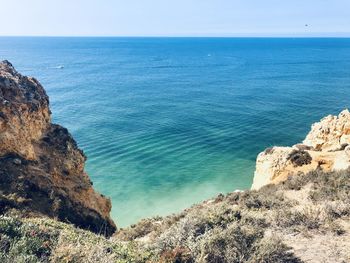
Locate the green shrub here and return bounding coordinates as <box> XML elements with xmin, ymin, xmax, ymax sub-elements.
<box><xmin>281</xmin><ymin>172</ymin><xmax>311</xmax><ymax>191</ymax></box>
<box><xmin>309</xmin><ymin>170</ymin><xmax>350</xmax><ymax>203</ymax></box>
<box><xmin>239</xmin><ymin>186</ymin><xmax>289</xmax><ymax>210</ymax></box>
<box><xmin>324</xmin><ymin>201</ymin><xmax>350</xmax><ymax>219</ymax></box>
<box><xmin>287</xmin><ymin>150</ymin><xmax>312</xmax><ymax>167</ymax></box>
<box><xmin>159</xmin><ymin>246</ymin><xmax>193</xmax><ymax>263</ymax></box>
<box><xmin>248</xmin><ymin>236</ymin><xmax>302</xmax><ymax>263</ymax></box>
<box><xmin>275</xmin><ymin>207</ymin><xmax>323</xmax><ymax>230</ymax></box>
<box><xmin>0</xmin><ymin>216</ymin><xmax>59</xmax><ymax>263</ymax></box>
<box><xmin>197</xmin><ymin>224</ymin><xmax>263</xmax><ymax>263</ymax></box>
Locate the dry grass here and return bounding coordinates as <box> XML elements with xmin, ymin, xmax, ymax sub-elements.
<box><xmin>119</xmin><ymin>169</ymin><xmax>350</xmax><ymax>262</ymax></box>
<box><xmin>1</xmin><ymin>169</ymin><xmax>349</xmax><ymax>262</ymax></box>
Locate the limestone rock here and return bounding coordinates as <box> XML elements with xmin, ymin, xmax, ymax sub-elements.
<box><xmin>303</xmin><ymin>109</ymin><xmax>350</xmax><ymax>151</ymax></box>
<box><xmin>0</xmin><ymin>61</ymin><xmax>50</xmax><ymax>160</ymax></box>
<box><xmin>0</xmin><ymin>60</ymin><xmax>116</xmax><ymax>236</ymax></box>
<box><xmin>252</xmin><ymin>110</ymin><xmax>350</xmax><ymax>190</ymax></box>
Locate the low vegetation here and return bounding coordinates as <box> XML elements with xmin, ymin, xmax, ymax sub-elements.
<box><xmin>286</xmin><ymin>149</ymin><xmax>312</xmax><ymax>167</ymax></box>
<box><xmin>1</xmin><ymin>169</ymin><xmax>349</xmax><ymax>262</ymax></box>
<box><xmin>0</xmin><ymin>216</ymin><xmax>147</xmax><ymax>263</ymax></box>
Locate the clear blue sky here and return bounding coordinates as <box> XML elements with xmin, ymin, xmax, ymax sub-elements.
<box><xmin>1</xmin><ymin>0</ymin><xmax>349</xmax><ymax>36</ymax></box>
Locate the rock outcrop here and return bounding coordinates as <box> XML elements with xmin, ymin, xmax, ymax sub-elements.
<box><xmin>252</xmin><ymin>109</ymin><xmax>350</xmax><ymax>189</ymax></box>
<box><xmin>0</xmin><ymin>60</ymin><xmax>116</xmax><ymax>236</ymax></box>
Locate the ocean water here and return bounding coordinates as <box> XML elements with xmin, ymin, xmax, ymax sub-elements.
<box><xmin>1</xmin><ymin>37</ymin><xmax>350</xmax><ymax>227</ymax></box>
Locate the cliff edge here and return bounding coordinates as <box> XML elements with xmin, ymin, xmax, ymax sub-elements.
<box><xmin>252</xmin><ymin>109</ymin><xmax>350</xmax><ymax>189</ymax></box>
<box><xmin>0</xmin><ymin>61</ymin><xmax>116</xmax><ymax>236</ymax></box>
<box><xmin>0</xmin><ymin>64</ymin><xmax>349</xmax><ymax>262</ymax></box>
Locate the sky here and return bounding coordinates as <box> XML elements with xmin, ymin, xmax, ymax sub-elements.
<box><xmin>1</xmin><ymin>0</ymin><xmax>350</xmax><ymax>37</ymax></box>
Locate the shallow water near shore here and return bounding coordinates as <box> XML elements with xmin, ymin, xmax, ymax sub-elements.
<box><xmin>1</xmin><ymin>37</ymin><xmax>350</xmax><ymax>227</ymax></box>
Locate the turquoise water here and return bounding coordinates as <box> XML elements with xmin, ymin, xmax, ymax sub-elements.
<box><xmin>1</xmin><ymin>37</ymin><xmax>350</xmax><ymax>227</ymax></box>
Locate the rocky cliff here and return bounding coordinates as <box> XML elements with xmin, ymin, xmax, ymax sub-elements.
<box><xmin>0</xmin><ymin>62</ymin><xmax>349</xmax><ymax>262</ymax></box>
<box><xmin>0</xmin><ymin>60</ymin><xmax>116</xmax><ymax>236</ymax></box>
<box><xmin>252</xmin><ymin>109</ymin><xmax>350</xmax><ymax>189</ymax></box>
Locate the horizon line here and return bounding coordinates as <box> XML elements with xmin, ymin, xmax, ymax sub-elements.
<box><xmin>1</xmin><ymin>36</ymin><xmax>350</xmax><ymax>39</ymax></box>
<box><xmin>1</xmin><ymin>33</ymin><xmax>350</xmax><ymax>38</ymax></box>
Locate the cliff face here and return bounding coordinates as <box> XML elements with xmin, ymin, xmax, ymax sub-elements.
<box><xmin>252</xmin><ymin>109</ymin><xmax>350</xmax><ymax>189</ymax></box>
<box><xmin>0</xmin><ymin>61</ymin><xmax>116</xmax><ymax>236</ymax></box>
<box><xmin>0</xmin><ymin>62</ymin><xmax>50</xmax><ymax>160</ymax></box>
<box><xmin>303</xmin><ymin>109</ymin><xmax>350</xmax><ymax>151</ymax></box>
<box><xmin>0</xmin><ymin>61</ymin><xmax>349</xmax><ymax>262</ymax></box>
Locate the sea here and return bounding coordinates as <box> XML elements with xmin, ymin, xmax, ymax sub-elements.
<box><xmin>1</xmin><ymin>37</ymin><xmax>350</xmax><ymax>227</ymax></box>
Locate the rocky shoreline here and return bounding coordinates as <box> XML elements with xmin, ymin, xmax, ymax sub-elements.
<box><xmin>0</xmin><ymin>60</ymin><xmax>349</xmax><ymax>262</ymax></box>
<box><xmin>253</xmin><ymin>109</ymin><xmax>350</xmax><ymax>189</ymax></box>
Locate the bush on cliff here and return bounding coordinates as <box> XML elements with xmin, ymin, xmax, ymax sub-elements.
<box><xmin>0</xmin><ymin>169</ymin><xmax>349</xmax><ymax>262</ymax></box>
<box><xmin>0</xmin><ymin>216</ymin><xmax>59</xmax><ymax>263</ymax></box>
<box><xmin>118</xmin><ymin>169</ymin><xmax>350</xmax><ymax>262</ymax></box>
<box><xmin>0</xmin><ymin>216</ymin><xmax>148</xmax><ymax>263</ymax></box>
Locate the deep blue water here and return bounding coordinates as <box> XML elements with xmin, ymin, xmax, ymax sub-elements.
<box><xmin>1</xmin><ymin>37</ymin><xmax>350</xmax><ymax>227</ymax></box>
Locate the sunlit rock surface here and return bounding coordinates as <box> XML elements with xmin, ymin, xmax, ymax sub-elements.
<box><xmin>0</xmin><ymin>61</ymin><xmax>116</xmax><ymax>236</ymax></box>
<box><xmin>252</xmin><ymin>110</ymin><xmax>350</xmax><ymax>189</ymax></box>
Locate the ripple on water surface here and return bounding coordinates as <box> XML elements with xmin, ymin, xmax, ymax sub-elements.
<box><xmin>1</xmin><ymin>37</ymin><xmax>350</xmax><ymax>226</ymax></box>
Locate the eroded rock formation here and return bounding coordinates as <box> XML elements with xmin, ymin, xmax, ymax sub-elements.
<box><xmin>252</xmin><ymin>109</ymin><xmax>350</xmax><ymax>189</ymax></box>
<box><xmin>0</xmin><ymin>60</ymin><xmax>116</xmax><ymax>236</ymax></box>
